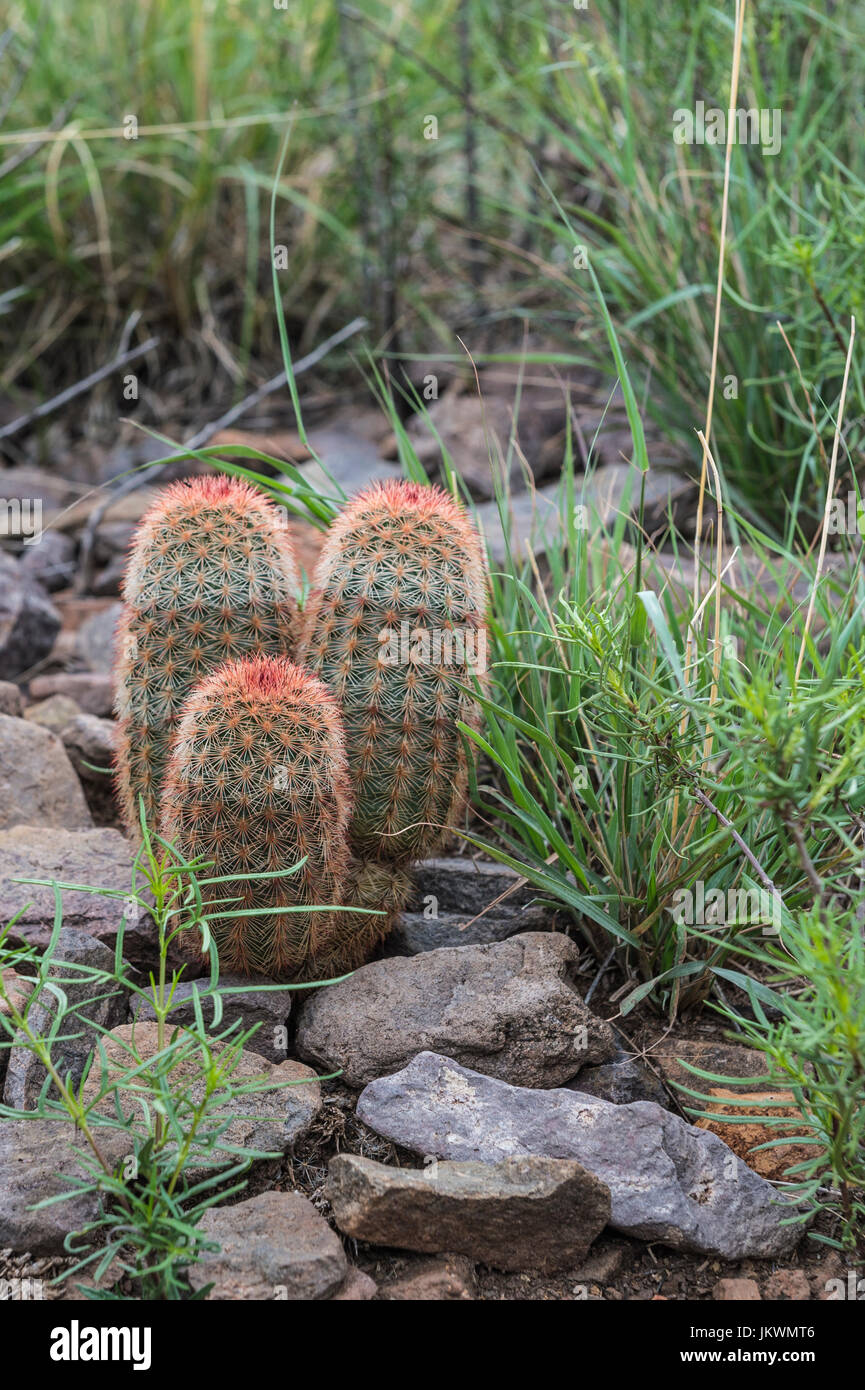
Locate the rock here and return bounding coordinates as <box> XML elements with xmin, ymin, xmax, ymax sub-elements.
<box><xmin>0</xmin><ymin>552</ymin><xmax>61</xmax><ymax>679</ymax></box>
<box><xmin>406</xmin><ymin>393</ymin><xmax>526</xmax><ymax>499</ymax></box>
<box><xmin>653</xmin><ymin>1038</ymin><xmax>770</xmax><ymax>1090</ymax></box>
<box><xmin>569</xmin><ymin>1050</ymin><xmax>669</xmax><ymax>1108</ymax></box>
<box><xmin>23</xmin><ymin>694</ymin><xmax>82</xmax><ymax>734</ymax></box>
<box><xmin>0</xmin><ymin>1118</ymin><xmax>131</xmax><ymax>1256</ymax></box>
<box><xmin>380</xmin><ymin>1254</ymin><xmax>477</xmax><ymax>1301</ymax></box>
<box><xmin>132</xmin><ymin>974</ymin><xmax>294</xmax><ymax>1062</ymax></box>
<box><xmin>89</xmin><ymin>556</ymin><xmax>125</xmax><ymax>598</ymax></box>
<box><xmin>472</xmin><ymin>465</ymin><xmax>690</xmax><ymax>567</ymax></box>
<box><xmin>186</xmin><ymin>1191</ymin><xmax>347</xmax><ymax>1301</ymax></box>
<box><xmin>59</xmin><ymin>714</ymin><xmax>117</xmax><ymax>826</ymax></box>
<box><xmin>692</xmin><ymin>1089</ymin><xmax>818</xmax><ymax>1184</ymax></box>
<box><xmin>0</xmin><ymin>716</ymin><xmax>92</xmax><ymax>829</ymax></box>
<box><xmin>79</xmin><ymin>1024</ymin><xmax>322</xmax><ymax>1168</ymax></box>
<box><xmin>92</xmin><ymin>521</ymin><xmax>135</xmax><ymax>563</ymax></box>
<box><xmin>293</xmin><ymin>425</ymin><xmax>403</xmax><ymax>498</ymax></box>
<box><xmin>387</xmin><ymin>905</ymin><xmax>553</xmax><ymax>956</ymax></box>
<box><xmin>356</xmin><ymin>1053</ymin><xmax>804</xmax><ymax>1259</ymax></box>
<box><xmin>0</xmin><ymin>968</ymin><xmax>32</xmax><ymax>1090</ymax></box>
<box><xmin>17</xmin><ymin>531</ymin><xmax>76</xmax><ymax>592</ymax></box>
<box><xmin>72</xmin><ymin>602</ymin><xmax>121</xmax><ymax>674</ymax></box>
<box><xmin>330</xmin><ymin>1268</ymin><xmax>378</xmax><ymax>1301</ymax></box>
<box><xmin>763</xmin><ymin>1269</ymin><xmax>811</xmax><ymax>1301</ymax></box>
<box><xmin>714</xmin><ymin>1278</ymin><xmax>761</xmax><ymax>1301</ymax></box>
<box><xmin>410</xmin><ymin>856</ymin><xmax>536</xmax><ymax>915</ymax></box>
<box><xmin>296</xmin><ymin>933</ymin><xmax>616</xmax><ymax>1089</ymax></box>
<box><xmin>0</xmin><ymin>826</ymin><xmax>165</xmax><ymax>968</ymax></box>
<box><xmin>0</xmin><ymin>680</ymin><xmax>23</xmax><ymax>716</ymax></box>
<box><xmin>572</xmin><ymin>1243</ymin><xmax>627</xmax><ymax>1287</ymax></box>
<box><xmin>28</xmin><ymin>673</ymin><xmax>112</xmax><ymax>716</ymax></box>
<box><xmin>3</xmin><ymin>928</ymin><xmax>129</xmax><ymax>1110</ymax></box>
<box><xmin>326</xmin><ymin>1153</ymin><xmax>610</xmax><ymax>1272</ymax></box>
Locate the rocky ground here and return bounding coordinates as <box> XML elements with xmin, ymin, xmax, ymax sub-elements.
<box><xmin>0</xmin><ymin>380</ymin><xmax>846</xmax><ymax>1302</ymax></box>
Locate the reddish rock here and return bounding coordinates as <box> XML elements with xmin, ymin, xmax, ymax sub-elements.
<box><xmin>714</xmin><ymin>1278</ymin><xmax>761</xmax><ymax>1301</ymax></box>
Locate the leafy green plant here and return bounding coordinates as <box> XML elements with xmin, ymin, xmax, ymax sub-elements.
<box><xmin>0</xmin><ymin>807</ymin><xmax>342</xmax><ymax>1299</ymax></box>
<box><xmin>679</xmin><ymin>898</ymin><xmax>865</xmax><ymax>1260</ymax></box>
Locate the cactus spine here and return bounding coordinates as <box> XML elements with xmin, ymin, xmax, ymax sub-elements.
<box><xmin>114</xmin><ymin>476</ymin><xmax>301</xmax><ymax>833</ymax></box>
<box><xmin>299</xmin><ymin>479</ymin><xmax>488</xmax><ymax>862</ymax></box>
<box><xmin>160</xmin><ymin>656</ymin><xmax>379</xmax><ymax>979</ymax></box>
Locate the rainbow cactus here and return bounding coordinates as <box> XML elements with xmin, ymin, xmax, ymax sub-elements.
<box><xmin>159</xmin><ymin>656</ymin><xmax>386</xmax><ymax>978</ymax></box>
<box><xmin>298</xmin><ymin>479</ymin><xmax>488</xmax><ymax>863</ymax></box>
<box><xmin>114</xmin><ymin>476</ymin><xmax>301</xmax><ymax>832</ymax></box>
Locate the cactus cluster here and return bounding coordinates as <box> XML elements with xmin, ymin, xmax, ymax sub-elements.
<box><xmin>114</xmin><ymin>475</ymin><xmax>487</xmax><ymax>980</ymax></box>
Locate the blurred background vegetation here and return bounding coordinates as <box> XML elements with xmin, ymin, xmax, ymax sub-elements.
<box><xmin>1</xmin><ymin>0</ymin><xmax>863</xmax><ymax>523</ymax></box>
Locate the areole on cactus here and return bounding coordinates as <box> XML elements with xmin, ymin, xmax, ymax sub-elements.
<box><xmin>114</xmin><ymin>475</ymin><xmax>301</xmax><ymax>833</ymax></box>
<box><xmin>159</xmin><ymin>655</ymin><xmax>388</xmax><ymax>979</ymax></box>
<box><xmin>298</xmin><ymin>478</ymin><xmax>488</xmax><ymax>863</ymax></box>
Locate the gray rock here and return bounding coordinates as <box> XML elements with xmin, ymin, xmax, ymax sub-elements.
<box><xmin>356</xmin><ymin>1052</ymin><xmax>804</xmax><ymax>1259</ymax></box>
<box><xmin>387</xmin><ymin>906</ymin><xmax>551</xmax><ymax>956</ymax></box>
<box><xmin>0</xmin><ymin>826</ymin><xmax>166</xmax><ymax>969</ymax></box>
<box><xmin>0</xmin><ymin>552</ymin><xmax>61</xmax><ymax>679</ymax></box>
<box><xmin>23</xmin><ymin>693</ymin><xmax>82</xmax><ymax>734</ymax></box>
<box><xmin>73</xmin><ymin>602</ymin><xmax>121</xmax><ymax>674</ymax></box>
<box><xmin>187</xmin><ymin>1191</ymin><xmax>347</xmax><ymax>1301</ymax></box>
<box><xmin>132</xmin><ymin>974</ymin><xmax>294</xmax><ymax>1062</ymax></box>
<box><xmin>0</xmin><ymin>1118</ymin><xmax>131</xmax><ymax>1256</ymax></box>
<box><xmin>18</xmin><ymin>531</ymin><xmax>76</xmax><ymax>592</ymax></box>
<box><xmin>570</xmin><ymin>1050</ymin><xmax>669</xmax><ymax>1108</ymax></box>
<box><xmin>326</xmin><ymin>1153</ymin><xmax>610</xmax><ymax>1271</ymax></box>
<box><xmin>28</xmin><ymin>672</ymin><xmax>112</xmax><ymax>716</ymax></box>
<box><xmin>79</xmin><ymin>1023</ymin><xmax>322</xmax><ymax>1171</ymax></box>
<box><xmin>0</xmin><ymin>716</ymin><xmax>92</xmax><ymax>830</ymax></box>
<box><xmin>3</xmin><ymin>928</ymin><xmax>129</xmax><ymax>1110</ymax></box>
<box><xmin>410</xmin><ymin>856</ymin><xmax>536</xmax><ymax>915</ymax></box>
<box><xmin>89</xmin><ymin>556</ymin><xmax>125</xmax><ymax>598</ymax></box>
<box><xmin>296</xmin><ymin>933</ymin><xmax>616</xmax><ymax>1089</ymax></box>
<box><xmin>0</xmin><ymin>680</ymin><xmax>23</xmax><ymax>716</ymax></box>
<box><xmin>59</xmin><ymin>713</ymin><xmax>114</xmax><ymax>783</ymax></box>
<box><xmin>329</xmin><ymin>1267</ymin><xmax>377</xmax><ymax>1300</ymax></box>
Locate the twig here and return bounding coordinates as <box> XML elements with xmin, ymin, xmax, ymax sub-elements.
<box><xmin>76</xmin><ymin>315</ymin><xmax>367</xmax><ymax>590</ymax></box>
<box><xmin>0</xmin><ymin>336</ymin><xmax>160</xmax><ymax>443</ymax></box>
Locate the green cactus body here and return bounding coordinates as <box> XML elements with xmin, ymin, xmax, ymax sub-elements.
<box><xmin>114</xmin><ymin>477</ymin><xmax>301</xmax><ymax>833</ymax></box>
<box><xmin>160</xmin><ymin>656</ymin><xmax>381</xmax><ymax>979</ymax></box>
<box><xmin>299</xmin><ymin>479</ymin><xmax>488</xmax><ymax>862</ymax></box>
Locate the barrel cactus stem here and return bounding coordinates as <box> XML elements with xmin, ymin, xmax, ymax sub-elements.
<box><xmin>114</xmin><ymin>476</ymin><xmax>301</xmax><ymax>833</ymax></box>
<box><xmin>299</xmin><ymin>479</ymin><xmax>488</xmax><ymax>862</ymax></box>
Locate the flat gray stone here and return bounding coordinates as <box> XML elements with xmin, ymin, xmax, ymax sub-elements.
<box><xmin>0</xmin><ymin>716</ymin><xmax>92</xmax><ymax>830</ymax></box>
<box><xmin>356</xmin><ymin>1052</ymin><xmax>804</xmax><ymax>1260</ymax></box>
<box><xmin>187</xmin><ymin>1191</ymin><xmax>347</xmax><ymax>1300</ymax></box>
<box><xmin>326</xmin><ymin>1153</ymin><xmax>610</xmax><ymax>1271</ymax></box>
<box><xmin>296</xmin><ymin>932</ymin><xmax>616</xmax><ymax>1089</ymax></box>
<box><xmin>3</xmin><ymin>928</ymin><xmax>129</xmax><ymax>1109</ymax></box>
